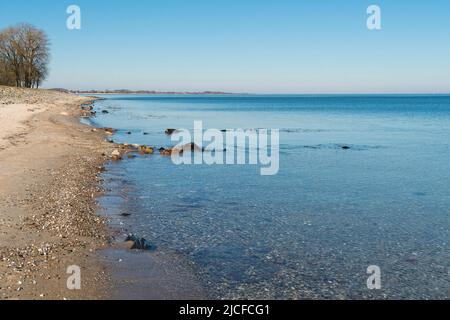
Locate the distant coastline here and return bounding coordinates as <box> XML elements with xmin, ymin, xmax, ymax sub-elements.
<box><xmin>55</xmin><ymin>89</ymin><xmax>237</xmax><ymax>95</ymax></box>
<box><xmin>49</xmin><ymin>89</ymin><xmax>450</xmax><ymax>96</ymax></box>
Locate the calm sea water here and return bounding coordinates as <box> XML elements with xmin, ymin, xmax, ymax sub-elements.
<box><xmin>88</xmin><ymin>95</ymin><xmax>450</xmax><ymax>299</ymax></box>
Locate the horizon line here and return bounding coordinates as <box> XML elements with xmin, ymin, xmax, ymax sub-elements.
<box><xmin>45</xmin><ymin>87</ymin><xmax>450</xmax><ymax>96</ymax></box>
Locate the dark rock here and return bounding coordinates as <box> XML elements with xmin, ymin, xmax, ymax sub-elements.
<box><xmin>104</xmin><ymin>128</ymin><xmax>116</xmax><ymax>135</ymax></box>
<box><xmin>126</xmin><ymin>131</ymin><xmax>132</xmax><ymax>135</ymax></box>
<box><xmin>162</xmin><ymin>150</ymin><xmax>172</xmax><ymax>156</ymax></box>
<box><xmin>120</xmin><ymin>213</ymin><xmax>131</xmax><ymax>217</ymax></box>
<box><xmin>125</xmin><ymin>235</ymin><xmax>155</xmax><ymax>251</ymax></box>
<box><xmin>102</xmin><ymin>110</ymin><xmax>109</xmax><ymax>114</ymax></box>
<box><xmin>405</xmin><ymin>256</ymin><xmax>419</xmax><ymax>264</ymax></box>
<box><xmin>173</xmin><ymin>142</ymin><xmax>203</xmax><ymax>153</ymax></box>
<box><xmin>161</xmin><ymin>143</ymin><xmax>203</xmax><ymax>156</ymax></box>
<box><xmin>181</xmin><ymin>142</ymin><xmax>202</xmax><ymax>152</ymax></box>
<box><xmin>81</xmin><ymin>104</ymin><xmax>93</xmax><ymax>111</ymax></box>
<box><xmin>341</xmin><ymin>145</ymin><xmax>350</xmax><ymax>150</ymax></box>
<box><xmin>159</xmin><ymin>147</ymin><xmax>172</xmax><ymax>156</ymax></box>
<box><xmin>165</xmin><ymin>128</ymin><xmax>180</xmax><ymax>135</ymax></box>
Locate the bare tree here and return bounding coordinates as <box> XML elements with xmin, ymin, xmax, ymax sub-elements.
<box><xmin>0</xmin><ymin>59</ymin><xmax>15</xmax><ymax>86</ymax></box>
<box><xmin>0</xmin><ymin>24</ymin><xmax>50</xmax><ymax>88</ymax></box>
<box><xmin>0</xmin><ymin>26</ymin><xmax>22</xmax><ymax>87</ymax></box>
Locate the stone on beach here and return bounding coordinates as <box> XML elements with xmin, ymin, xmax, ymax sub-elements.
<box><xmin>80</xmin><ymin>110</ymin><xmax>95</xmax><ymax>118</ymax></box>
<box><xmin>104</xmin><ymin>128</ymin><xmax>116</xmax><ymax>135</ymax></box>
<box><xmin>81</xmin><ymin>104</ymin><xmax>93</xmax><ymax>111</ymax></box>
<box><xmin>0</xmin><ymin>87</ymin><xmax>112</xmax><ymax>299</ymax></box>
<box><xmin>111</xmin><ymin>149</ymin><xmax>122</xmax><ymax>161</ymax></box>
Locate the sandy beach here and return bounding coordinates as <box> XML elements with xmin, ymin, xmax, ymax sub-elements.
<box><xmin>0</xmin><ymin>86</ymin><xmax>114</xmax><ymax>299</ymax></box>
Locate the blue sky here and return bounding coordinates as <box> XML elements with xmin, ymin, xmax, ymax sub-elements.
<box><xmin>1</xmin><ymin>0</ymin><xmax>450</xmax><ymax>93</ymax></box>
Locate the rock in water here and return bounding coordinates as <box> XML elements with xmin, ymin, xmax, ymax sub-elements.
<box><xmin>159</xmin><ymin>148</ymin><xmax>173</xmax><ymax>156</ymax></box>
<box><xmin>138</xmin><ymin>145</ymin><xmax>154</xmax><ymax>154</ymax></box>
<box><xmin>186</xmin><ymin>142</ymin><xmax>202</xmax><ymax>152</ymax></box>
<box><xmin>165</xmin><ymin>128</ymin><xmax>180</xmax><ymax>135</ymax></box>
<box><xmin>174</xmin><ymin>142</ymin><xmax>203</xmax><ymax>153</ymax></box>
<box><xmin>125</xmin><ymin>235</ymin><xmax>155</xmax><ymax>251</ymax></box>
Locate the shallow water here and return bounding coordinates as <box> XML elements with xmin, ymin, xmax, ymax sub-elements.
<box><xmin>90</xmin><ymin>94</ymin><xmax>450</xmax><ymax>299</ymax></box>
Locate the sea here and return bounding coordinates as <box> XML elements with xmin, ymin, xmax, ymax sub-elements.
<box><xmin>83</xmin><ymin>94</ymin><xmax>450</xmax><ymax>299</ymax></box>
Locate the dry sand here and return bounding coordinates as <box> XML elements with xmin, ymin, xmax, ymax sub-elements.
<box><xmin>0</xmin><ymin>86</ymin><xmax>115</xmax><ymax>299</ymax></box>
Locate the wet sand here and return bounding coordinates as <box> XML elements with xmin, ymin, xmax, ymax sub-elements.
<box><xmin>0</xmin><ymin>86</ymin><xmax>114</xmax><ymax>299</ymax></box>
<box><xmin>98</xmin><ymin>248</ymin><xmax>206</xmax><ymax>300</ymax></box>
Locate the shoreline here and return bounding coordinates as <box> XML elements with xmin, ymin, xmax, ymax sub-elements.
<box><xmin>0</xmin><ymin>87</ymin><xmax>115</xmax><ymax>299</ymax></box>
<box><xmin>89</xmin><ymin>98</ymin><xmax>209</xmax><ymax>300</ymax></box>
<box><xmin>0</xmin><ymin>87</ymin><xmax>208</xmax><ymax>300</ymax></box>
<box><xmin>2</xmin><ymin>88</ymin><xmax>448</xmax><ymax>300</ymax></box>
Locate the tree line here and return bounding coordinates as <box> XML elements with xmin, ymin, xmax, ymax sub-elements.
<box><xmin>0</xmin><ymin>24</ymin><xmax>50</xmax><ymax>88</ymax></box>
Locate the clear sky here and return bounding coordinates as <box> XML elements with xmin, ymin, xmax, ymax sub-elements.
<box><xmin>1</xmin><ymin>0</ymin><xmax>450</xmax><ymax>93</ymax></box>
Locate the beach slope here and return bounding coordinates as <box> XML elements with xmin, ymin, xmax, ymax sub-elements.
<box><xmin>0</xmin><ymin>86</ymin><xmax>113</xmax><ymax>300</ymax></box>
